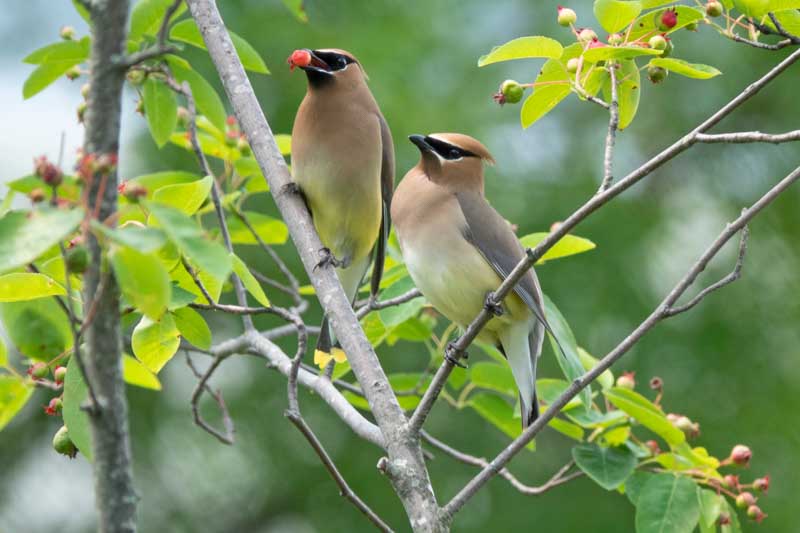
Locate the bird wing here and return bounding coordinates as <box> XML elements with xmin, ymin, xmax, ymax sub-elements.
<box><xmin>370</xmin><ymin>113</ymin><xmax>395</xmax><ymax>296</ymax></box>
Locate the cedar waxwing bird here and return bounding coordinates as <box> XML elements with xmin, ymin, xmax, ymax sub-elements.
<box><xmin>288</xmin><ymin>48</ymin><xmax>394</xmax><ymax>367</ymax></box>
<box><xmin>391</xmin><ymin>133</ymin><xmax>548</xmax><ymax>427</ymax></box>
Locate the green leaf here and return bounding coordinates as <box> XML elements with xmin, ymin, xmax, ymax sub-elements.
<box><xmin>110</xmin><ymin>245</ymin><xmax>171</xmax><ymax>319</ymax></box>
<box><xmin>91</xmin><ymin>222</ymin><xmax>167</xmax><ymax>253</ymax></box>
<box><xmin>763</xmin><ymin>9</ymin><xmax>800</xmax><ymax>35</ymax></box>
<box><xmin>697</xmin><ymin>488</ymin><xmax>723</xmax><ymax>531</ymax></box>
<box><xmin>378</xmin><ymin>276</ymin><xmax>424</xmax><ymax>326</ymax></box>
<box><xmin>169</xmin><ymin>260</ymin><xmax>223</xmax><ymax>303</ymax></box>
<box><xmin>24</xmin><ymin>37</ymin><xmax>90</xmax><ymax>65</ymax></box>
<box><xmin>122</xmin><ymin>354</ymin><xmax>162</xmax><ymax>390</ymax></box>
<box><xmin>520</xmin><ymin>43</ymin><xmax>582</xmax><ymax>128</ymax></box>
<box><xmin>577</xmin><ymin>347</ymin><xmax>614</xmax><ymax>389</ymax></box>
<box><xmin>635</xmin><ymin>474</ymin><xmax>700</xmax><ymax>533</ymax></box>
<box><xmin>572</xmin><ymin>442</ymin><xmax>637</xmax><ymax>490</ymax></box>
<box><xmin>625</xmin><ymin>470</ymin><xmax>655</xmax><ymax>506</ymax></box>
<box><xmin>468</xmin><ymin>392</ymin><xmax>535</xmax><ymax>450</ymax></box>
<box><xmin>542</xmin><ymin>294</ymin><xmax>592</xmax><ymax>411</ymax></box>
<box><xmin>0</xmin><ymin>208</ymin><xmax>83</xmax><ymax>273</ymax></box>
<box><xmin>720</xmin><ymin>500</ymin><xmax>742</xmax><ymax>533</ymax></box>
<box><xmin>5</xmin><ymin>174</ymin><xmax>79</xmax><ymax>203</ymax></box>
<box><xmin>594</xmin><ymin>0</ymin><xmax>643</xmax><ymax>33</ymax></box>
<box><xmin>226</xmin><ymin>211</ymin><xmax>289</xmax><ymax>245</ymax></box>
<box><xmin>0</xmin><ymin>337</ymin><xmax>7</xmax><ymax>368</ymax></box>
<box><xmin>629</xmin><ymin>6</ymin><xmax>705</xmax><ymax>40</ymax></box>
<box><xmin>129</xmin><ymin>0</ymin><xmax>187</xmax><ymax>42</ymax></box>
<box><xmin>171</xmin><ymin>307</ymin><xmax>212</xmax><ymax>350</ymax></box>
<box><xmin>0</xmin><ymin>298</ymin><xmax>73</xmax><ymax>361</ymax></box>
<box><xmin>641</xmin><ymin>0</ymin><xmax>677</xmax><ymax>7</ymax></box>
<box><xmin>0</xmin><ymin>273</ymin><xmax>65</xmax><ymax>302</ymax></box>
<box><xmin>169</xmin><ymin>19</ymin><xmax>270</xmax><ymax>74</ymax></box>
<box><xmin>391</xmin><ymin>316</ymin><xmax>433</xmax><ymax>342</ymax></box>
<box><xmin>389</xmin><ymin>373</ymin><xmax>428</xmax><ymax>410</ymax></box>
<box><xmin>23</xmin><ymin>59</ymin><xmax>70</xmax><ymax>98</ymax></box>
<box><xmin>605</xmin><ymin>387</ymin><xmax>685</xmax><ymax>446</ymax></box>
<box><xmin>605</xmin><ymin>59</ymin><xmax>640</xmax><ymax>130</ymax></box>
<box><xmin>537</xmin><ymin>378</ymin><xmax>584</xmax><ymax>410</ymax></box>
<box><xmin>151</xmin><ymin>175</ymin><xmax>213</xmax><ymax>215</ymax></box>
<box><xmin>148</xmin><ymin>202</ymin><xmax>232</xmax><ymax>282</ymax></box>
<box><xmin>519</xmin><ymin>232</ymin><xmax>596</xmax><ymax>264</ymax></box>
<box><xmin>166</xmin><ymin>56</ymin><xmax>227</xmax><ymax>130</ymax></box>
<box><xmin>143</xmin><ymin>77</ymin><xmax>178</xmax><ymax>147</ymax></box>
<box><xmin>129</xmin><ymin>171</ymin><xmax>202</xmax><ymax>193</ymax></box>
<box><xmin>0</xmin><ymin>375</ymin><xmax>33</xmax><ymax>431</ymax></box>
<box><xmin>734</xmin><ymin>0</ymin><xmax>800</xmax><ymax>17</ymax></box>
<box><xmin>281</xmin><ymin>0</ymin><xmax>308</xmax><ymax>22</ymax></box>
<box><xmin>649</xmin><ymin>58</ymin><xmax>722</xmax><ymax>80</ymax></box>
<box><xmin>478</xmin><ymin>36</ymin><xmax>563</xmax><ymax>66</ymax></box>
<box><xmin>169</xmin><ymin>284</ymin><xmax>198</xmax><ymax>309</ymax></box>
<box><xmin>583</xmin><ymin>46</ymin><xmax>662</xmax><ymax>62</ymax></box>
<box><xmin>547</xmin><ymin>416</ymin><xmax>585</xmax><ymax>441</ymax></box>
<box><xmin>62</xmin><ymin>357</ymin><xmax>92</xmax><ymax>460</ymax></box>
<box><xmin>131</xmin><ymin>314</ymin><xmax>181</xmax><ymax>373</ymax></box>
<box><xmin>72</xmin><ymin>0</ymin><xmax>91</xmax><ymax>22</ymax></box>
<box><xmin>231</xmin><ymin>254</ymin><xmax>270</xmax><ymax>307</ymax></box>
<box><xmin>470</xmin><ymin>361</ymin><xmax>516</xmax><ymax>397</ymax></box>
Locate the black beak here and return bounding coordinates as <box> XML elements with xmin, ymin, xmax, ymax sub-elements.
<box><xmin>301</xmin><ymin>49</ymin><xmax>333</xmax><ymax>77</ymax></box>
<box><xmin>409</xmin><ymin>134</ymin><xmax>433</xmax><ymax>153</ymax></box>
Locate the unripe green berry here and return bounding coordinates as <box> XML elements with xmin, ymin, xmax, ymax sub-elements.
<box><xmin>647</xmin><ymin>65</ymin><xmax>667</xmax><ymax>84</ymax></box>
<box><xmin>662</xmin><ymin>38</ymin><xmax>674</xmax><ymax>57</ymax></box>
<box><xmin>176</xmin><ymin>106</ymin><xmax>190</xmax><ymax>128</ymax></box>
<box><xmin>607</xmin><ymin>33</ymin><xmax>623</xmax><ymax>45</ymax></box>
<box><xmin>685</xmin><ymin>21</ymin><xmax>699</xmax><ymax>31</ymax></box>
<box><xmin>500</xmin><ymin>80</ymin><xmax>524</xmax><ymax>104</ymax></box>
<box><xmin>736</xmin><ymin>492</ymin><xmax>756</xmax><ymax>509</ymax></box>
<box><xmin>566</xmin><ymin>57</ymin><xmax>580</xmax><ymax>74</ymax></box>
<box><xmin>578</xmin><ymin>28</ymin><xmax>597</xmax><ymax>42</ymax></box>
<box><xmin>649</xmin><ymin>35</ymin><xmax>667</xmax><ymax>50</ymax></box>
<box><xmin>77</xmin><ymin>101</ymin><xmax>87</xmax><ymax>123</ymax></box>
<box><xmin>237</xmin><ymin>136</ymin><xmax>251</xmax><ymax>156</ymax></box>
<box><xmin>30</xmin><ymin>362</ymin><xmax>50</xmax><ymax>379</ymax></box>
<box><xmin>81</xmin><ymin>83</ymin><xmax>90</xmax><ymax>99</ymax></box>
<box><xmin>126</xmin><ymin>69</ymin><xmax>146</xmax><ymax>85</ymax></box>
<box><xmin>706</xmin><ymin>1</ymin><xmax>723</xmax><ymax>17</ymax></box>
<box><xmin>54</xmin><ymin>366</ymin><xmax>67</xmax><ymax>384</ymax></box>
<box><xmin>65</xmin><ymin>66</ymin><xmax>81</xmax><ymax>81</ymax></box>
<box><xmin>53</xmin><ymin>425</ymin><xmax>77</xmax><ymax>457</ymax></box>
<box><xmin>60</xmin><ymin>26</ymin><xmax>76</xmax><ymax>41</ymax></box>
<box><xmin>65</xmin><ymin>245</ymin><xmax>89</xmax><ymax>274</ymax></box>
<box><xmin>557</xmin><ymin>6</ymin><xmax>577</xmax><ymax>27</ymax></box>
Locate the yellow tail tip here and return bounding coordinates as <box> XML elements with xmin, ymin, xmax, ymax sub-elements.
<box><xmin>314</xmin><ymin>348</ymin><xmax>347</xmax><ymax>369</ymax></box>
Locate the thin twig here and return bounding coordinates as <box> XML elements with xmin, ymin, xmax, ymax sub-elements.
<box><xmin>407</xmin><ymin>46</ymin><xmax>800</xmax><ymax>437</ymax></box>
<box><xmin>186</xmin><ymin>353</ymin><xmax>235</xmax><ymax>444</ymax></box>
<box><xmin>728</xmin><ymin>32</ymin><xmax>792</xmax><ymax>50</ymax></box>
<box><xmin>120</xmin><ymin>0</ymin><xmax>181</xmax><ymax>67</ymax></box>
<box><xmin>442</xmin><ymin>165</ymin><xmax>800</xmax><ymax>518</ymax></box>
<box><xmin>695</xmin><ymin>129</ymin><xmax>800</xmax><ymax>144</ymax></box>
<box><xmin>599</xmin><ymin>63</ymin><xmax>619</xmax><ymax>192</ymax></box>
<box><xmin>663</xmin><ymin>225</ymin><xmax>749</xmax><ymax>317</ymax></box>
<box><xmin>421</xmin><ymin>431</ymin><xmax>583</xmax><ymax>496</ymax></box>
<box><xmin>355</xmin><ymin>288</ymin><xmax>422</xmax><ymax>320</ymax></box>
<box><xmin>768</xmin><ymin>12</ymin><xmax>800</xmax><ymax>43</ymax></box>
<box><xmin>181</xmin><ymin>256</ymin><xmax>215</xmax><ymax>305</ymax></box>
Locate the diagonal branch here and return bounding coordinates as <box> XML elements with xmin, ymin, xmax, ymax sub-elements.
<box><xmin>407</xmin><ymin>46</ymin><xmax>800</xmax><ymax>437</ymax></box>
<box><xmin>442</xmin><ymin>165</ymin><xmax>800</xmax><ymax>518</ymax></box>
<box><xmin>186</xmin><ymin>352</ymin><xmax>235</xmax><ymax>444</ymax></box>
<box><xmin>598</xmin><ymin>62</ymin><xmax>619</xmax><ymax>192</ymax></box>
<box><xmin>695</xmin><ymin>129</ymin><xmax>800</xmax><ymax>144</ymax></box>
<box><xmin>120</xmin><ymin>0</ymin><xmax>181</xmax><ymax>67</ymax></box>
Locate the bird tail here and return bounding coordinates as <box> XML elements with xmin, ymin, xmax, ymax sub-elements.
<box><xmin>500</xmin><ymin>319</ymin><xmax>544</xmax><ymax>429</ymax></box>
<box><xmin>313</xmin><ymin>315</ymin><xmax>346</xmax><ymax>369</ymax></box>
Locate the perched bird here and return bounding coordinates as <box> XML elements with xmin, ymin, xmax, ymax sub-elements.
<box><xmin>287</xmin><ymin>48</ymin><xmax>394</xmax><ymax>367</ymax></box>
<box><xmin>392</xmin><ymin>133</ymin><xmax>548</xmax><ymax>426</ymax></box>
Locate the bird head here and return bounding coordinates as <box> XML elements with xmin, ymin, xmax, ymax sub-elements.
<box><xmin>287</xmin><ymin>48</ymin><xmax>366</xmax><ymax>89</ymax></box>
<box><xmin>408</xmin><ymin>133</ymin><xmax>494</xmax><ymax>188</ymax></box>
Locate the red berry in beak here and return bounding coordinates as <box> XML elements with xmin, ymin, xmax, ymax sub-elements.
<box><xmin>288</xmin><ymin>49</ymin><xmax>312</xmax><ymax>71</ymax></box>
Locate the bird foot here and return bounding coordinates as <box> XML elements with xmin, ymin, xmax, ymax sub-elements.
<box><xmin>314</xmin><ymin>247</ymin><xmax>348</xmax><ymax>270</ymax></box>
<box><xmin>444</xmin><ymin>343</ymin><xmax>468</xmax><ymax>368</ymax></box>
<box><xmin>484</xmin><ymin>292</ymin><xmax>504</xmax><ymax>316</ymax></box>
<box><xmin>282</xmin><ymin>182</ymin><xmax>302</xmax><ymax>196</ymax></box>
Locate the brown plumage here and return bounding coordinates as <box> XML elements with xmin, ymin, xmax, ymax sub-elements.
<box><xmin>392</xmin><ymin>133</ymin><xmax>546</xmax><ymax>426</ymax></box>
<box><xmin>289</xmin><ymin>48</ymin><xmax>394</xmax><ymax>365</ymax></box>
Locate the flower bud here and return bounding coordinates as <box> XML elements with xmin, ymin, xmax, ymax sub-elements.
<box><xmin>730</xmin><ymin>444</ymin><xmax>752</xmax><ymax>466</ymax></box>
<box><xmin>578</xmin><ymin>28</ymin><xmax>598</xmax><ymax>42</ymax></box>
<box><xmin>500</xmin><ymin>80</ymin><xmax>524</xmax><ymax>104</ymax></box>
<box><xmin>706</xmin><ymin>1</ymin><xmax>723</xmax><ymax>17</ymax></box>
<box><xmin>53</xmin><ymin>425</ymin><xmax>77</xmax><ymax>458</ymax></box>
<box><xmin>557</xmin><ymin>6</ymin><xmax>577</xmax><ymax>27</ymax></box>
<box><xmin>616</xmin><ymin>371</ymin><xmax>636</xmax><ymax>390</ymax></box>
<box><xmin>753</xmin><ymin>475</ymin><xmax>770</xmax><ymax>493</ymax></box>
<box><xmin>65</xmin><ymin>66</ymin><xmax>81</xmax><ymax>81</ymax></box>
<box><xmin>60</xmin><ymin>26</ymin><xmax>76</xmax><ymax>40</ymax></box>
<box><xmin>747</xmin><ymin>505</ymin><xmax>766</xmax><ymax>523</ymax></box>
<box><xmin>54</xmin><ymin>366</ymin><xmax>67</xmax><ymax>384</ymax></box>
<box><xmin>736</xmin><ymin>492</ymin><xmax>756</xmax><ymax>509</ymax></box>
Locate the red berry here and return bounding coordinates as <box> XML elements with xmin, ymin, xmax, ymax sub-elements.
<box><xmin>730</xmin><ymin>444</ymin><xmax>752</xmax><ymax>466</ymax></box>
<box><xmin>659</xmin><ymin>8</ymin><xmax>678</xmax><ymax>30</ymax></box>
<box><xmin>287</xmin><ymin>49</ymin><xmax>312</xmax><ymax>70</ymax></box>
<box><xmin>54</xmin><ymin>366</ymin><xmax>67</xmax><ymax>384</ymax></box>
<box><xmin>645</xmin><ymin>440</ymin><xmax>661</xmax><ymax>455</ymax></box>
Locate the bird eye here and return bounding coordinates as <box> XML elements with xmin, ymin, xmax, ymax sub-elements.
<box><xmin>336</xmin><ymin>56</ymin><xmax>347</xmax><ymax>69</ymax></box>
<box><xmin>449</xmin><ymin>149</ymin><xmax>461</xmax><ymax>159</ymax></box>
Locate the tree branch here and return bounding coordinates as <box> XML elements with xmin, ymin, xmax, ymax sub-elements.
<box><xmin>356</xmin><ymin>288</ymin><xmax>423</xmax><ymax>319</ymax></box>
<box><xmin>185</xmin><ymin>1</ymin><xmax>445</xmax><ymax>529</ymax></box>
<box><xmin>120</xmin><ymin>0</ymin><xmax>181</xmax><ymax>67</ymax></box>
<box><xmin>442</xmin><ymin>165</ymin><xmax>800</xmax><ymax>518</ymax></box>
<box><xmin>695</xmin><ymin>129</ymin><xmax>800</xmax><ymax>144</ymax></box>
<box><xmin>599</xmin><ymin>62</ymin><xmax>619</xmax><ymax>192</ymax></box>
<box><xmin>186</xmin><ymin>353</ymin><xmax>235</xmax><ymax>444</ymax></box>
<box><xmin>81</xmin><ymin>0</ymin><xmax>138</xmax><ymax>529</ymax></box>
<box><xmin>407</xmin><ymin>46</ymin><xmax>800</xmax><ymax>437</ymax></box>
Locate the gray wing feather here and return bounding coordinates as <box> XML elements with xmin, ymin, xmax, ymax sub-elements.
<box><xmin>370</xmin><ymin>114</ymin><xmax>395</xmax><ymax>296</ymax></box>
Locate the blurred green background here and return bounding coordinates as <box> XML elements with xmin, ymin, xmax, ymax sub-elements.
<box><xmin>1</xmin><ymin>1</ymin><xmax>798</xmax><ymax>532</ymax></box>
